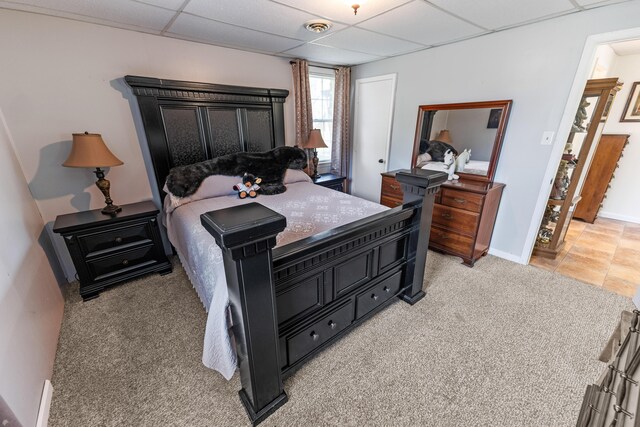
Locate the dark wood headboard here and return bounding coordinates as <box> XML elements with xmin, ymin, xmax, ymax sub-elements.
<box><xmin>125</xmin><ymin>75</ymin><xmax>289</xmax><ymax>198</ymax></box>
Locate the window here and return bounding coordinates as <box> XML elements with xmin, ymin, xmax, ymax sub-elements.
<box><xmin>309</xmin><ymin>72</ymin><xmax>335</xmax><ymax>162</ymax></box>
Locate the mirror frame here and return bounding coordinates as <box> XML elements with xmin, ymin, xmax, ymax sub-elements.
<box><xmin>411</xmin><ymin>99</ymin><xmax>512</xmax><ymax>184</ymax></box>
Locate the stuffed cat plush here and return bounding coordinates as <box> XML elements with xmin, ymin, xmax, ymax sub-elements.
<box><xmin>419</xmin><ymin>139</ymin><xmax>459</xmax><ymax>162</ymax></box>
<box><xmin>166</xmin><ymin>146</ymin><xmax>307</xmax><ymax>198</ymax></box>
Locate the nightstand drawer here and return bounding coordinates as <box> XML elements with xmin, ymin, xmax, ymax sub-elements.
<box><xmin>78</xmin><ymin>221</ymin><xmax>152</xmax><ymax>256</ymax></box>
<box><xmin>440</xmin><ymin>188</ymin><xmax>484</xmax><ymax>213</ymax></box>
<box><xmin>432</xmin><ymin>204</ymin><xmax>479</xmax><ymax>236</ymax></box>
<box><xmin>86</xmin><ymin>245</ymin><xmax>159</xmax><ymax>282</ymax></box>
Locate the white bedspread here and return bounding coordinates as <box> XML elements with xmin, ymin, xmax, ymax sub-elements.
<box><xmin>164</xmin><ymin>181</ymin><xmax>387</xmax><ymax>379</ymax></box>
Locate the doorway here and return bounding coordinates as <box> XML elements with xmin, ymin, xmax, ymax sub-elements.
<box><xmin>529</xmin><ymin>37</ymin><xmax>640</xmax><ymax>297</ymax></box>
<box><xmin>351</xmin><ymin>74</ymin><xmax>397</xmax><ymax>202</ymax></box>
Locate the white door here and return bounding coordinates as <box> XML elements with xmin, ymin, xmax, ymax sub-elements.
<box><xmin>351</xmin><ymin>74</ymin><xmax>397</xmax><ymax>202</ymax></box>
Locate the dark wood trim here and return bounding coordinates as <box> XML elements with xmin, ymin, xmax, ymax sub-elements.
<box><xmin>411</xmin><ymin>99</ymin><xmax>512</xmax><ymax>184</ymax></box>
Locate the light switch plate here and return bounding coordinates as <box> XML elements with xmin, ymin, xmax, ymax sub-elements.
<box><xmin>541</xmin><ymin>131</ymin><xmax>554</xmax><ymax>145</ymax></box>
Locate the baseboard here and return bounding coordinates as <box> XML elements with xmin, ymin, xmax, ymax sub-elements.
<box><xmin>598</xmin><ymin>211</ymin><xmax>640</xmax><ymax>224</ymax></box>
<box><xmin>487</xmin><ymin>247</ymin><xmax>527</xmax><ymax>265</ymax></box>
<box><xmin>36</xmin><ymin>380</ymin><xmax>53</xmax><ymax>427</ymax></box>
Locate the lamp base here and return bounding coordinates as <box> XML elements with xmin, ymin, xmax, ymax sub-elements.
<box><xmin>311</xmin><ymin>149</ymin><xmax>321</xmax><ymax>180</ymax></box>
<box><xmin>101</xmin><ymin>204</ymin><xmax>122</xmax><ymax>215</ymax></box>
<box><xmin>94</xmin><ymin>168</ymin><xmax>121</xmax><ymax>216</ymax></box>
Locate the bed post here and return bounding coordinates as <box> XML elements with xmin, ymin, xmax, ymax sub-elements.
<box><xmin>396</xmin><ymin>168</ymin><xmax>447</xmax><ymax>304</ymax></box>
<box><xmin>201</xmin><ymin>203</ymin><xmax>287</xmax><ymax>426</ymax></box>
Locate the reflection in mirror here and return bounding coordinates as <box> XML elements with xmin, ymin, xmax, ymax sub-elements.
<box><xmin>412</xmin><ymin>100</ymin><xmax>512</xmax><ymax>183</ymax></box>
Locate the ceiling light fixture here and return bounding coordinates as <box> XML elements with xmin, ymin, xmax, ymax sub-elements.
<box><xmin>304</xmin><ymin>20</ymin><xmax>332</xmax><ymax>33</ymax></box>
<box><xmin>351</xmin><ymin>3</ymin><xmax>360</xmax><ymax>15</ymax></box>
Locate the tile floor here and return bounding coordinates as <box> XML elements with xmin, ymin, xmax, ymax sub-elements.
<box><xmin>530</xmin><ymin>218</ymin><xmax>640</xmax><ymax>297</ymax></box>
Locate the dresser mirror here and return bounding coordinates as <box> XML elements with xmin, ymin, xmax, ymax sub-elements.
<box><xmin>411</xmin><ymin>100</ymin><xmax>512</xmax><ymax>183</ymax></box>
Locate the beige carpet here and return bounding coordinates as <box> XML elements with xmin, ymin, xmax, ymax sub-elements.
<box><xmin>49</xmin><ymin>252</ymin><xmax>632</xmax><ymax>426</ymax></box>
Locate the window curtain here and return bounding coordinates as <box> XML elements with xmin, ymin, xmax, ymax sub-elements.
<box><xmin>291</xmin><ymin>59</ymin><xmax>313</xmax><ymax>176</ymax></box>
<box><xmin>331</xmin><ymin>66</ymin><xmax>351</xmax><ymax>188</ymax></box>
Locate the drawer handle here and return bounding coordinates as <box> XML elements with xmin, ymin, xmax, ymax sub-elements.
<box><xmin>371</xmin><ymin>293</ymin><xmax>379</xmax><ymax>301</ymax></box>
<box><xmin>390</xmin><ymin>184</ymin><xmax>400</xmax><ymax>190</ymax></box>
<box><xmin>310</xmin><ymin>331</ymin><xmax>319</xmax><ymax>341</ymax></box>
<box><xmin>453</xmin><ymin>198</ymin><xmax>466</xmax><ymax>204</ymax></box>
<box><xmin>383</xmin><ymin>286</ymin><xmax>391</xmax><ymax>293</ymax></box>
<box><xmin>115</xmin><ymin>237</ymin><xmax>123</xmax><ymax>243</ymax></box>
<box><xmin>328</xmin><ymin>321</ymin><xmax>337</xmax><ymax>330</ymax></box>
<box><xmin>122</xmin><ymin>259</ymin><xmax>129</xmax><ymax>266</ymax></box>
<box><xmin>441</xmin><ymin>213</ymin><xmax>452</xmax><ymax>219</ymax></box>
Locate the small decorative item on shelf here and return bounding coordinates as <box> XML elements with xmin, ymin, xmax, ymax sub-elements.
<box><xmin>572</xmin><ymin>98</ymin><xmax>591</xmax><ymax>132</ymax></box>
<box><xmin>63</xmin><ymin>132</ymin><xmax>124</xmax><ymax>215</ymax></box>
<box><xmin>550</xmin><ymin>161</ymin><xmax>569</xmax><ymax>200</ymax></box>
<box><xmin>301</xmin><ymin>129</ymin><xmax>327</xmax><ymax>180</ymax></box>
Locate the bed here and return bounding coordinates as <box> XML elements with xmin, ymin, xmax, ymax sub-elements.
<box><xmin>125</xmin><ymin>75</ymin><xmax>447</xmax><ymax>425</ymax></box>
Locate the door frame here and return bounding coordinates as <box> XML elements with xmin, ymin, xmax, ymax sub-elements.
<box><xmin>523</xmin><ymin>26</ymin><xmax>640</xmax><ymax>264</ymax></box>
<box><xmin>351</xmin><ymin>73</ymin><xmax>397</xmax><ymax>189</ymax></box>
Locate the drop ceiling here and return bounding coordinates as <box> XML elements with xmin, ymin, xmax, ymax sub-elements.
<box><xmin>0</xmin><ymin>0</ymin><xmax>633</xmax><ymax>65</ymax></box>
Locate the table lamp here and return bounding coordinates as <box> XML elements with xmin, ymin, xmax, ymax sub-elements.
<box><xmin>301</xmin><ymin>129</ymin><xmax>327</xmax><ymax>180</ymax></box>
<box><xmin>63</xmin><ymin>132</ymin><xmax>124</xmax><ymax>215</ymax></box>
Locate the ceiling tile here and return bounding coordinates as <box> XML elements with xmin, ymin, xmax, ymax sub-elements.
<box><xmin>430</xmin><ymin>0</ymin><xmax>575</xmax><ymax>30</ymax></box>
<box><xmin>574</xmin><ymin>0</ymin><xmax>629</xmax><ymax>7</ymax></box>
<box><xmin>271</xmin><ymin>0</ymin><xmax>414</xmax><ymax>25</ymax></box>
<box><xmin>5</xmin><ymin>0</ymin><xmax>175</xmax><ymax>30</ymax></box>
<box><xmin>183</xmin><ymin>0</ymin><xmax>346</xmax><ymax>41</ymax></box>
<box><xmin>133</xmin><ymin>0</ymin><xmax>186</xmax><ymax>11</ymax></box>
<box><xmin>282</xmin><ymin>44</ymin><xmax>383</xmax><ymax>65</ymax></box>
<box><xmin>168</xmin><ymin>13</ymin><xmax>304</xmax><ymax>54</ymax></box>
<box><xmin>358</xmin><ymin>1</ymin><xmax>485</xmax><ymax>46</ymax></box>
<box><xmin>313</xmin><ymin>27</ymin><xmax>425</xmax><ymax>56</ymax></box>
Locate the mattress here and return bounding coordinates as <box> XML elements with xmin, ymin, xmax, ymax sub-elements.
<box><xmin>163</xmin><ymin>177</ymin><xmax>387</xmax><ymax>379</ymax></box>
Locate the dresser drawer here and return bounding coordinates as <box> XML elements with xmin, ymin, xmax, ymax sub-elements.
<box><xmin>440</xmin><ymin>188</ymin><xmax>484</xmax><ymax>213</ymax></box>
<box><xmin>78</xmin><ymin>221</ymin><xmax>153</xmax><ymax>257</ymax></box>
<box><xmin>355</xmin><ymin>270</ymin><xmax>402</xmax><ymax>319</ymax></box>
<box><xmin>430</xmin><ymin>225</ymin><xmax>474</xmax><ymax>257</ymax></box>
<box><xmin>380</xmin><ymin>195</ymin><xmax>402</xmax><ymax>208</ymax></box>
<box><xmin>381</xmin><ymin>176</ymin><xmax>403</xmax><ymax>199</ymax></box>
<box><xmin>432</xmin><ymin>204</ymin><xmax>479</xmax><ymax>236</ymax></box>
<box><xmin>287</xmin><ymin>301</ymin><xmax>354</xmax><ymax>365</ymax></box>
<box><xmin>86</xmin><ymin>244</ymin><xmax>159</xmax><ymax>282</ymax></box>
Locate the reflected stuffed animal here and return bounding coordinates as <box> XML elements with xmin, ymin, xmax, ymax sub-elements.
<box><xmin>443</xmin><ymin>149</ymin><xmax>459</xmax><ymax>180</ymax></box>
<box><xmin>455</xmin><ymin>149</ymin><xmax>471</xmax><ymax>172</ymax></box>
<box><xmin>233</xmin><ymin>173</ymin><xmax>262</xmax><ymax>199</ymax></box>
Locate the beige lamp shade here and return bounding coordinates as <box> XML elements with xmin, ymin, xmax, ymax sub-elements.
<box><xmin>301</xmin><ymin>129</ymin><xmax>327</xmax><ymax>149</ymax></box>
<box><xmin>435</xmin><ymin>130</ymin><xmax>452</xmax><ymax>144</ymax></box>
<box><xmin>63</xmin><ymin>132</ymin><xmax>123</xmax><ymax>168</ymax></box>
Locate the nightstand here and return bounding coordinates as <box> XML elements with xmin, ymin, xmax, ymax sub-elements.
<box><xmin>53</xmin><ymin>200</ymin><xmax>172</xmax><ymax>300</ymax></box>
<box><xmin>313</xmin><ymin>173</ymin><xmax>346</xmax><ymax>192</ymax></box>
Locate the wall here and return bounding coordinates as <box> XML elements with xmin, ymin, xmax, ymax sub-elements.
<box><xmin>0</xmin><ymin>9</ymin><xmax>296</xmax><ymax>280</ymax></box>
<box><xmin>600</xmin><ymin>52</ymin><xmax>640</xmax><ymax>223</ymax></box>
<box><xmin>352</xmin><ymin>1</ymin><xmax>640</xmax><ymax>262</ymax></box>
<box><xmin>0</xmin><ymin>109</ymin><xmax>64</xmax><ymax>426</ymax></box>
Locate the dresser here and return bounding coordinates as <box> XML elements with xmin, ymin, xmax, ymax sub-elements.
<box><xmin>573</xmin><ymin>134</ymin><xmax>629</xmax><ymax>223</ymax></box>
<box><xmin>53</xmin><ymin>200</ymin><xmax>172</xmax><ymax>300</ymax></box>
<box><xmin>381</xmin><ymin>171</ymin><xmax>505</xmax><ymax>266</ymax></box>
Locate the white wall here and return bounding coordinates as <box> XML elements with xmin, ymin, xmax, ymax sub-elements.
<box><xmin>442</xmin><ymin>109</ymin><xmax>497</xmax><ymax>161</ymax></box>
<box><xmin>352</xmin><ymin>1</ymin><xmax>640</xmax><ymax>262</ymax></box>
<box><xmin>0</xmin><ymin>110</ymin><xmax>64</xmax><ymax>426</ymax></box>
<box><xmin>0</xmin><ymin>9</ymin><xmax>297</xmax><ymax>280</ymax></box>
<box><xmin>600</xmin><ymin>52</ymin><xmax>640</xmax><ymax>224</ymax></box>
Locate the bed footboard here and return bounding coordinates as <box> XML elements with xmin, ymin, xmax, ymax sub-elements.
<box><xmin>201</xmin><ymin>168</ymin><xmax>446</xmax><ymax>425</ymax></box>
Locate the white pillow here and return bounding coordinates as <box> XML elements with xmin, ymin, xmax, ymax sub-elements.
<box><xmin>284</xmin><ymin>168</ymin><xmax>313</xmax><ymax>184</ymax></box>
<box><xmin>163</xmin><ymin>174</ymin><xmax>241</xmax><ymax>213</ymax></box>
